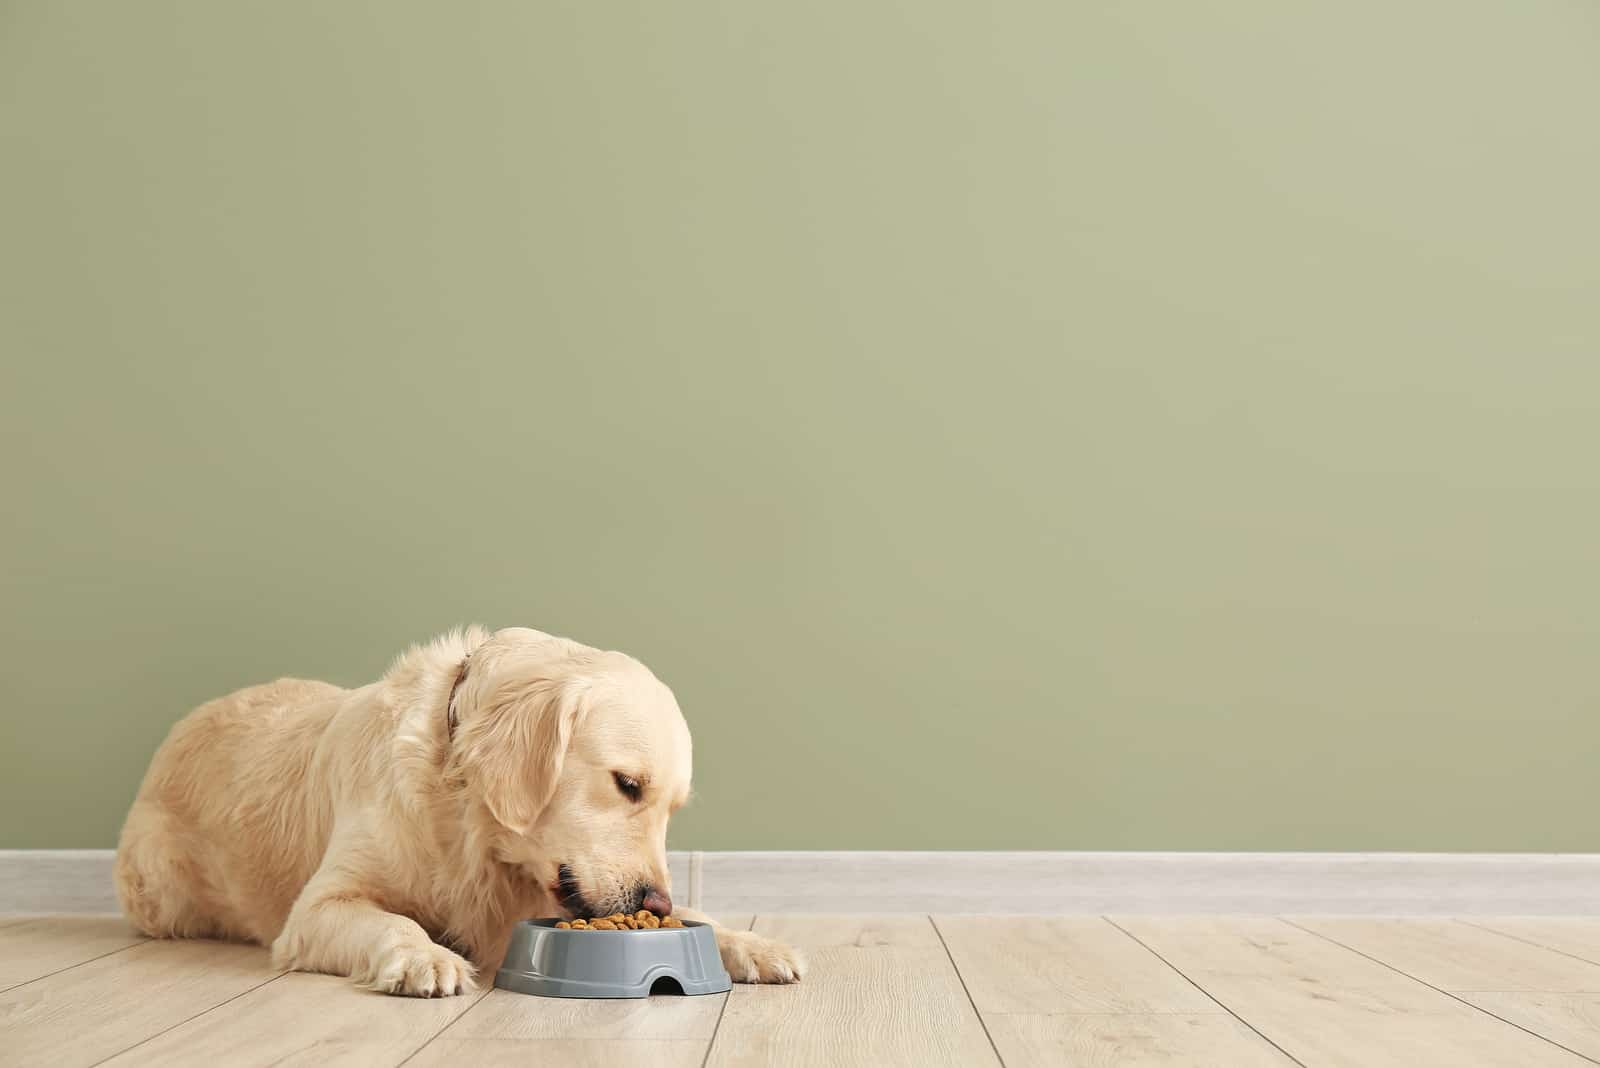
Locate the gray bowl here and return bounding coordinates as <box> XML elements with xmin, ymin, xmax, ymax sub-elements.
<box><xmin>494</xmin><ymin>919</ymin><xmax>732</xmax><ymax>999</ymax></box>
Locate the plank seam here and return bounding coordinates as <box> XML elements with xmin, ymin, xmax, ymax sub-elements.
<box><xmin>85</xmin><ymin>969</ymin><xmax>289</xmax><ymax>1068</ymax></box>
<box><xmin>0</xmin><ymin>933</ymin><xmax>147</xmax><ymax>995</ymax></box>
<box><xmin>929</xmin><ymin>915</ymin><xmax>1007</xmax><ymax>1067</ymax></box>
<box><xmin>1104</xmin><ymin>916</ymin><xmax>1309</xmax><ymax>1068</ymax></box>
<box><xmin>392</xmin><ymin>986</ymin><xmax>496</xmax><ymax>1068</ymax></box>
<box><xmin>1283</xmin><ymin>919</ymin><xmax>1600</xmax><ymax>1066</ymax></box>
<box><xmin>1459</xmin><ymin>919</ymin><xmax>1600</xmax><ymax>970</ymax></box>
<box><xmin>698</xmin><ymin>912</ymin><xmax>756</xmax><ymax>1068</ymax></box>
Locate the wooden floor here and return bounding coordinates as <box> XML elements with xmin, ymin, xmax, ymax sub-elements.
<box><xmin>5</xmin><ymin>915</ymin><xmax>1600</xmax><ymax>1066</ymax></box>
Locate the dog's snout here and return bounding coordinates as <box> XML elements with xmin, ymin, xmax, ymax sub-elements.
<box><xmin>642</xmin><ymin>887</ymin><xmax>672</xmax><ymax>918</ymax></box>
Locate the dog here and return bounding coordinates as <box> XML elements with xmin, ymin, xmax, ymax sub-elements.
<box><xmin>114</xmin><ymin>625</ymin><xmax>804</xmax><ymax>995</ymax></box>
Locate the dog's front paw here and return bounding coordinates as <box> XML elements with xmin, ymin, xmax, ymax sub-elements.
<box><xmin>358</xmin><ymin>940</ymin><xmax>476</xmax><ymax>997</ymax></box>
<box><xmin>718</xmin><ymin>929</ymin><xmax>805</xmax><ymax>984</ymax></box>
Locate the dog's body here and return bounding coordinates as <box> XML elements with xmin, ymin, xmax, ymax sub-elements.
<box><xmin>115</xmin><ymin>626</ymin><xmax>802</xmax><ymax>995</ymax></box>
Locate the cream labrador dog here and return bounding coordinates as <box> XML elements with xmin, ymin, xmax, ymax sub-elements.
<box><xmin>114</xmin><ymin>626</ymin><xmax>803</xmax><ymax>995</ymax></box>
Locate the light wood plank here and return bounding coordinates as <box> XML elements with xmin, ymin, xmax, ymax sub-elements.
<box><xmin>1295</xmin><ymin>918</ymin><xmax>1600</xmax><ymax>992</ymax></box>
<box><xmin>97</xmin><ymin>971</ymin><xmax>487</xmax><ymax>1067</ymax></box>
<box><xmin>0</xmin><ymin>915</ymin><xmax>145</xmax><ymax>991</ymax></box>
<box><xmin>1294</xmin><ymin>919</ymin><xmax>1600</xmax><ymax>1063</ymax></box>
<box><xmin>0</xmin><ymin>937</ymin><xmax>280</xmax><ymax>1068</ymax></box>
<box><xmin>422</xmin><ymin>986</ymin><xmax>728</xmax><ymax>1041</ymax></box>
<box><xmin>935</xmin><ymin>915</ymin><xmax>1219</xmax><ymax>1014</ymax></box>
<box><xmin>411</xmin><ymin>1038</ymin><xmax>709</xmax><ymax>1068</ymax></box>
<box><xmin>1473</xmin><ymin>919</ymin><xmax>1600</xmax><ymax>966</ymax></box>
<box><xmin>1117</xmin><ymin>917</ymin><xmax>1590</xmax><ymax>1068</ymax></box>
<box><xmin>938</xmin><ymin>916</ymin><xmax>1295</xmax><ymax>1066</ymax></box>
<box><xmin>705</xmin><ymin>915</ymin><xmax>998</xmax><ymax>1067</ymax></box>
<box><xmin>987</xmin><ymin>1014</ymin><xmax>1295</xmax><ymax>1067</ymax></box>
<box><xmin>1457</xmin><ymin>992</ymin><xmax>1600</xmax><ymax>1062</ymax></box>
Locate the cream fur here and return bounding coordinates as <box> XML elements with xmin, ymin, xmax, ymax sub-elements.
<box><xmin>114</xmin><ymin>626</ymin><xmax>803</xmax><ymax>996</ymax></box>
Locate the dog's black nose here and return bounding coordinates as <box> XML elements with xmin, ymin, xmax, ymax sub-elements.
<box><xmin>642</xmin><ymin>887</ymin><xmax>672</xmax><ymax>918</ymax></box>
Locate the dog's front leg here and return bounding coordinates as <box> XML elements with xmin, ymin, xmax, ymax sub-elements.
<box><xmin>270</xmin><ymin>848</ymin><xmax>474</xmax><ymax>997</ymax></box>
<box><xmin>672</xmin><ymin>906</ymin><xmax>805</xmax><ymax>984</ymax></box>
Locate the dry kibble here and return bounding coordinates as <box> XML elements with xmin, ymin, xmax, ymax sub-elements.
<box><xmin>558</xmin><ymin>912</ymin><xmax>686</xmax><ymax>930</ymax></box>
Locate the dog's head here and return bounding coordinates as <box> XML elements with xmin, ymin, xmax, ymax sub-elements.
<box><xmin>447</xmin><ymin>628</ymin><xmax>691</xmax><ymax>917</ymax></box>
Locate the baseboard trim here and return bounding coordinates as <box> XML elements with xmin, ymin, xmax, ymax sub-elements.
<box><xmin>0</xmin><ymin>850</ymin><xmax>120</xmax><ymax>913</ymax></box>
<box><xmin>5</xmin><ymin>849</ymin><xmax>1597</xmax><ymax>915</ymax></box>
<box><xmin>686</xmin><ymin>851</ymin><xmax>1600</xmax><ymax>915</ymax></box>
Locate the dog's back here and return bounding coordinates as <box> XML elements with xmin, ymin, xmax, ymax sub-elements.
<box><xmin>115</xmin><ymin>678</ymin><xmax>347</xmax><ymax>943</ymax></box>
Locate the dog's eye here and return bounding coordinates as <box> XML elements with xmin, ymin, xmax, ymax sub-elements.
<box><xmin>612</xmin><ymin>772</ymin><xmax>642</xmax><ymax>802</ymax></box>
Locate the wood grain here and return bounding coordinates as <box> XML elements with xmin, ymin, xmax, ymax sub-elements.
<box><xmin>986</xmin><ymin>1013</ymin><xmax>1296</xmax><ymax>1067</ymax></box>
<box><xmin>1117</xmin><ymin>917</ymin><xmax>1590</xmax><ymax>1068</ymax></box>
<box><xmin>7</xmin><ymin>913</ymin><xmax>1599</xmax><ymax>1067</ymax></box>
<box><xmin>0</xmin><ymin>914</ymin><xmax>144</xmax><ymax>991</ymax></box>
<box><xmin>97</xmin><ymin>972</ymin><xmax>487</xmax><ymax>1067</ymax></box>
<box><xmin>934</xmin><ymin>915</ymin><xmax>1219</xmax><ymax>1014</ymax></box>
<box><xmin>1293</xmin><ymin>918</ymin><xmax>1600</xmax><ymax>1061</ymax></box>
<box><xmin>426</xmin><ymin>986</ymin><xmax>727</xmax><ymax>1041</ymax></box>
<box><xmin>704</xmin><ymin>915</ymin><xmax>998</xmax><ymax>1067</ymax></box>
<box><xmin>0</xmin><ymin>937</ymin><xmax>279</xmax><ymax>1068</ymax></box>
<box><xmin>1457</xmin><ymin>992</ymin><xmax>1600</xmax><ymax>1062</ymax></box>
<box><xmin>409</xmin><ymin>1038</ymin><xmax>710</xmax><ymax>1067</ymax></box>
<box><xmin>1472</xmin><ymin>919</ymin><xmax>1600</xmax><ymax>966</ymax></box>
<box><xmin>937</xmin><ymin>916</ymin><xmax>1293</xmax><ymax>1066</ymax></box>
<box><xmin>1294</xmin><ymin>918</ymin><xmax>1600</xmax><ymax>992</ymax></box>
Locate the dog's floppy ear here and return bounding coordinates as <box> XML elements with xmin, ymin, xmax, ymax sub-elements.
<box><xmin>453</xmin><ymin>673</ymin><xmax>590</xmax><ymax>834</ymax></box>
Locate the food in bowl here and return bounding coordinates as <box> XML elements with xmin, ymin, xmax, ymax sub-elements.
<box><xmin>556</xmin><ymin>910</ymin><xmax>686</xmax><ymax>930</ymax></box>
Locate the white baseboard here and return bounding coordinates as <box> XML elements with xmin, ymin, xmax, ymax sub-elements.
<box><xmin>686</xmin><ymin>851</ymin><xmax>1600</xmax><ymax>915</ymax></box>
<box><xmin>5</xmin><ymin>849</ymin><xmax>1597</xmax><ymax>916</ymax></box>
<box><xmin>0</xmin><ymin>851</ymin><xmax>120</xmax><ymax>913</ymax></box>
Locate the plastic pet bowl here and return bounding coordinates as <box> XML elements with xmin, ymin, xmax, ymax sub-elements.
<box><xmin>494</xmin><ymin>919</ymin><xmax>732</xmax><ymax>999</ymax></box>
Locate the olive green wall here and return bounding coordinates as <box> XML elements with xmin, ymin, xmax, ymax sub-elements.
<box><xmin>3</xmin><ymin>2</ymin><xmax>1597</xmax><ymax>851</ymax></box>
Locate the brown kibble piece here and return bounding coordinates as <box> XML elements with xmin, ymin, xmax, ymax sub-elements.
<box><xmin>662</xmin><ymin>916</ymin><xmax>684</xmax><ymax>928</ymax></box>
<box><xmin>555</xmin><ymin>921</ymin><xmax>572</xmax><ymax>929</ymax></box>
<box><xmin>644</xmin><ymin>914</ymin><xmax>660</xmax><ymax>928</ymax></box>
